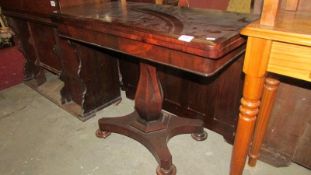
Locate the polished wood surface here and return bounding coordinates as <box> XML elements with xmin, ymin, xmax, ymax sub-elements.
<box><xmin>230</xmin><ymin>37</ymin><xmax>271</xmax><ymax>175</ymax></box>
<box><xmin>0</xmin><ymin>0</ymin><xmax>58</xmax><ymax>17</ymax></box>
<box><xmin>58</xmin><ymin>39</ymin><xmax>121</xmax><ymax>120</ymax></box>
<box><xmin>52</xmin><ymin>1</ymin><xmax>253</xmax><ymax>174</ymax></box>
<box><xmin>1</xmin><ymin>0</ymin><xmax>62</xmax><ymax>78</ymax></box>
<box><xmin>248</xmin><ymin>78</ymin><xmax>280</xmax><ymax>166</ymax></box>
<box><xmin>55</xmin><ymin>2</ymin><xmax>254</xmax><ymax>76</ymax></box>
<box><xmin>260</xmin><ymin>0</ymin><xmax>280</xmax><ymax>26</ymax></box>
<box><xmin>6</xmin><ymin>17</ymin><xmax>46</xmax><ymax>85</ymax></box>
<box><xmin>268</xmin><ymin>41</ymin><xmax>311</xmax><ymax>82</ymax></box>
<box><xmin>118</xmin><ymin>0</ymin><xmax>257</xmax><ymax>143</ymax></box>
<box><xmin>57</xmin><ymin>1</ymin><xmax>253</xmax><ymax>62</ymax></box>
<box><xmin>231</xmin><ymin>0</ymin><xmax>311</xmax><ymax>174</ymax></box>
<box><xmin>1</xmin><ymin>0</ymin><xmax>122</xmax><ymax>119</ymax></box>
<box><xmin>120</xmin><ymin>50</ymin><xmax>245</xmax><ymax>143</ymax></box>
<box><xmin>242</xmin><ymin>12</ymin><xmax>311</xmax><ymax>47</ymax></box>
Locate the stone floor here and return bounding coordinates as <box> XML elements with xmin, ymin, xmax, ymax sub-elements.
<box><xmin>0</xmin><ymin>83</ymin><xmax>310</xmax><ymax>175</ymax></box>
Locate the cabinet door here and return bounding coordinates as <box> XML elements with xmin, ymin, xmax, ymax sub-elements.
<box><xmin>29</xmin><ymin>22</ymin><xmax>61</xmax><ymax>73</ymax></box>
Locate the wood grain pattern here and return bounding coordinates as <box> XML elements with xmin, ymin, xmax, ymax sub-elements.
<box><xmin>260</xmin><ymin>0</ymin><xmax>280</xmax><ymax>26</ymax></box>
<box><xmin>6</xmin><ymin>17</ymin><xmax>46</xmax><ymax>85</ymax></box>
<box><xmin>135</xmin><ymin>63</ymin><xmax>163</xmax><ymax>121</ymax></box>
<box><xmin>238</xmin><ymin>0</ymin><xmax>311</xmax><ymax>172</ymax></box>
<box><xmin>230</xmin><ymin>37</ymin><xmax>271</xmax><ymax>175</ymax></box>
<box><xmin>241</xmin><ymin>12</ymin><xmax>311</xmax><ymax>47</ymax></box>
<box><xmin>54</xmin><ymin>2</ymin><xmax>249</xmax><ymax>174</ymax></box>
<box><xmin>29</xmin><ymin>22</ymin><xmax>61</xmax><ymax>72</ymax></box>
<box><xmin>57</xmin><ymin>2</ymin><xmax>253</xmax><ymax>59</ymax></box>
<box><xmin>292</xmin><ymin>116</ymin><xmax>311</xmax><ymax>168</ymax></box>
<box><xmin>248</xmin><ymin>78</ymin><xmax>280</xmax><ymax>166</ymax></box>
<box><xmin>120</xmin><ymin>53</ymin><xmax>244</xmax><ymax>143</ymax></box>
<box><xmin>59</xmin><ymin>38</ymin><xmax>121</xmax><ymax>120</ymax></box>
<box><xmin>0</xmin><ymin>0</ymin><xmax>58</xmax><ymax>17</ymax></box>
<box><xmin>54</xmin><ymin>1</ymin><xmax>252</xmax><ymax>77</ymax></box>
<box><xmin>259</xmin><ymin>78</ymin><xmax>311</xmax><ymax>167</ymax></box>
<box><xmin>268</xmin><ymin>41</ymin><xmax>311</xmax><ymax>82</ymax></box>
<box><xmin>58</xmin><ymin>0</ymin><xmax>107</xmax><ymax>9</ymax></box>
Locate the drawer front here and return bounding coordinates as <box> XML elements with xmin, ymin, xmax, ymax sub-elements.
<box><xmin>268</xmin><ymin>41</ymin><xmax>311</xmax><ymax>82</ymax></box>
<box><xmin>0</xmin><ymin>0</ymin><xmax>59</xmax><ymax>15</ymax></box>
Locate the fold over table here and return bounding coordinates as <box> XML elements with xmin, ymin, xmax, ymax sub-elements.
<box><xmin>52</xmin><ymin>2</ymin><xmax>255</xmax><ymax>174</ymax></box>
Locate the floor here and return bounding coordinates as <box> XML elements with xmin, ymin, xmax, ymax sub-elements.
<box><xmin>0</xmin><ymin>83</ymin><xmax>310</xmax><ymax>175</ymax></box>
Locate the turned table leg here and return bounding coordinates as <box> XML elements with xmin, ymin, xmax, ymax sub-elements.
<box><xmin>248</xmin><ymin>78</ymin><xmax>280</xmax><ymax>166</ymax></box>
<box><xmin>230</xmin><ymin>37</ymin><xmax>272</xmax><ymax>175</ymax></box>
<box><xmin>97</xmin><ymin>62</ymin><xmax>207</xmax><ymax>175</ymax></box>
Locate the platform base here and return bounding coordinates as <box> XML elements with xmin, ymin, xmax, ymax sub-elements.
<box><xmin>97</xmin><ymin>111</ymin><xmax>206</xmax><ymax>174</ymax></box>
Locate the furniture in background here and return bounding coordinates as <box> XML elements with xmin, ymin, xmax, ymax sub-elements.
<box><xmin>52</xmin><ymin>1</ymin><xmax>254</xmax><ymax>174</ymax></box>
<box><xmin>258</xmin><ymin>75</ymin><xmax>311</xmax><ymax>168</ymax></box>
<box><xmin>250</xmin><ymin>0</ymin><xmax>311</xmax><ymax>169</ymax></box>
<box><xmin>230</xmin><ymin>0</ymin><xmax>311</xmax><ymax>174</ymax></box>
<box><xmin>0</xmin><ymin>0</ymin><xmax>121</xmax><ymax>120</ymax></box>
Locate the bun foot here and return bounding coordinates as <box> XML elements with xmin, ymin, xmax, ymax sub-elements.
<box><xmin>96</xmin><ymin>129</ymin><xmax>111</xmax><ymax>138</ymax></box>
<box><xmin>156</xmin><ymin>165</ymin><xmax>176</xmax><ymax>175</ymax></box>
<box><xmin>191</xmin><ymin>131</ymin><xmax>208</xmax><ymax>141</ymax></box>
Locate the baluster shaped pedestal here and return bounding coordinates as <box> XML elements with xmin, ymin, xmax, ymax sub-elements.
<box><xmin>96</xmin><ymin>62</ymin><xmax>207</xmax><ymax>175</ymax></box>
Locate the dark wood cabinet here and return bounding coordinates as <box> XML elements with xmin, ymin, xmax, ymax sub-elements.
<box><xmin>1</xmin><ymin>0</ymin><xmax>121</xmax><ymax>120</ymax></box>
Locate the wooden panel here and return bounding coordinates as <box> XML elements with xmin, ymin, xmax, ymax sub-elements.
<box><xmin>6</xmin><ymin>17</ymin><xmax>46</xmax><ymax>85</ymax></box>
<box><xmin>293</xmin><ymin>117</ymin><xmax>311</xmax><ymax>168</ymax></box>
<box><xmin>29</xmin><ymin>22</ymin><xmax>61</xmax><ymax>73</ymax></box>
<box><xmin>259</xmin><ymin>0</ymin><xmax>280</xmax><ymax>26</ymax></box>
<box><xmin>241</xmin><ymin>11</ymin><xmax>311</xmax><ymax>47</ymax></box>
<box><xmin>268</xmin><ymin>41</ymin><xmax>311</xmax><ymax>82</ymax></box>
<box><xmin>0</xmin><ymin>0</ymin><xmax>58</xmax><ymax>16</ymax></box>
<box><xmin>58</xmin><ymin>0</ymin><xmax>108</xmax><ymax>9</ymax></box>
<box><xmin>260</xmin><ymin>77</ymin><xmax>311</xmax><ymax>167</ymax></box>
<box><xmin>59</xmin><ymin>38</ymin><xmax>121</xmax><ymax>120</ymax></box>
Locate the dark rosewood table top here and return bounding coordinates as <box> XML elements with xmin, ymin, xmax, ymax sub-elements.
<box><xmin>54</xmin><ymin>1</ymin><xmax>256</xmax><ymax>76</ymax></box>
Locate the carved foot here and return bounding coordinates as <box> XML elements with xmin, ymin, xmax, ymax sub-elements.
<box><xmin>191</xmin><ymin>130</ymin><xmax>208</xmax><ymax>141</ymax></box>
<box><xmin>156</xmin><ymin>165</ymin><xmax>176</xmax><ymax>175</ymax></box>
<box><xmin>96</xmin><ymin>129</ymin><xmax>111</xmax><ymax>139</ymax></box>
